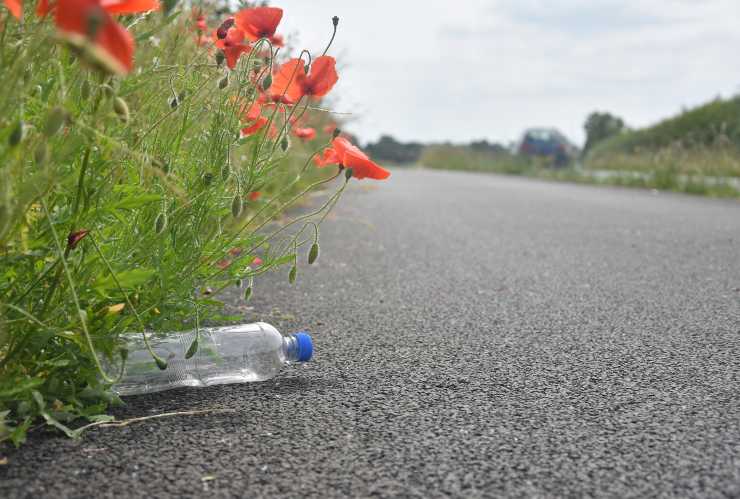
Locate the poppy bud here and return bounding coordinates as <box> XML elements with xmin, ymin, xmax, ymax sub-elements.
<box><xmin>169</xmin><ymin>96</ymin><xmax>179</xmax><ymax>109</ymax></box>
<box><xmin>154</xmin><ymin>212</ymin><xmax>167</xmax><ymax>234</ymax></box>
<box><xmin>202</xmin><ymin>172</ymin><xmax>214</xmax><ymax>186</ymax></box>
<box><xmin>262</xmin><ymin>74</ymin><xmax>272</xmax><ymax>91</ymax></box>
<box><xmin>235</xmin><ymin>278</ymin><xmax>243</xmax><ymax>288</ymax></box>
<box><xmin>221</xmin><ymin>162</ymin><xmax>230</xmax><ymax>180</ymax></box>
<box><xmin>81</xmin><ymin>79</ymin><xmax>91</xmax><ymax>100</ymax></box>
<box><xmin>8</xmin><ymin>121</ymin><xmax>24</xmax><ymax>147</ymax></box>
<box><xmin>280</xmin><ymin>135</ymin><xmax>290</xmax><ymax>152</ymax></box>
<box><xmin>288</xmin><ymin>265</ymin><xmax>297</xmax><ymax>284</ymax></box>
<box><xmin>345</xmin><ymin>167</ymin><xmax>353</xmax><ymax>180</ymax></box>
<box><xmin>113</xmin><ymin>97</ymin><xmax>129</xmax><ymax>123</ymax></box>
<box><xmin>332</xmin><ymin>127</ymin><xmax>341</xmax><ymax>138</ymax></box>
<box><xmin>304</xmin><ymin>64</ymin><xmax>310</xmax><ymax>74</ymax></box>
<box><xmin>332</xmin><ymin>16</ymin><xmax>339</xmax><ymax>27</ymax></box>
<box><xmin>44</xmin><ymin>107</ymin><xmax>67</xmax><ymax>137</ymax></box>
<box><xmin>215</xmin><ymin>50</ymin><xmax>226</xmax><ymax>67</ymax></box>
<box><xmin>154</xmin><ymin>355</ymin><xmax>168</xmax><ymax>370</ymax></box>
<box><xmin>185</xmin><ymin>338</ymin><xmax>199</xmax><ymax>359</ymax></box>
<box><xmin>218</xmin><ymin>74</ymin><xmax>229</xmax><ymax>90</ymax></box>
<box><xmin>308</xmin><ymin>243</ymin><xmax>319</xmax><ymax>264</ymax></box>
<box><xmin>231</xmin><ymin>194</ymin><xmax>242</xmax><ymax>218</ymax></box>
<box><xmin>244</xmin><ymin>285</ymin><xmax>252</xmax><ymax>301</ymax></box>
<box><xmin>119</xmin><ymin>348</ymin><xmax>128</xmax><ymax>362</ymax></box>
<box><xmin>34</xmin><ymin>142</ymin><xmax>48</xmax><ymax>165</ymax></box>
<box><xmin>67</xmin><ymin>229</ymin><xmax>90</xmax><ymax>251</ymax></box>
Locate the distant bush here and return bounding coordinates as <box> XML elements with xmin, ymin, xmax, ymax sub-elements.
<box><xmin>364</xmin><ymin>135</ymin><xmax>423</xmax><ymax>164</ymax></box>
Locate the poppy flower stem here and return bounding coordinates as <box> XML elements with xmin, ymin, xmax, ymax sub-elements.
<box><xmin>88</xmin><ymin>233</ymin><xmax>168</xmax><ymax>371</ymax></box>
<box><xmin>40</xmin><ymin>199</ymin><xmax>120</xmax><ymax>383</ymax></box>
<box><xmin>321</xmin><ymin>16</ymin><xmax>339</xmax><ymax>57</ymax></box>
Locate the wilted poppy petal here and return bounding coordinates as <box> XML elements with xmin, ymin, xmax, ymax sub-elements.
<box><xmin>3</xmin><ymin>0</ymin><xmax>22</xmax><ymax>19</ymax></box>
<box><xmin>100</xmin><ymin>0</ymin><xmax>158</xmax><ymax>14</ymax></box>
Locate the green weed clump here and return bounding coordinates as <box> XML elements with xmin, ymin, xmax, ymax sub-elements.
<box><xmin>0</xmin><ymin>4</ymin><xmax>366</xmax><ymax>445</ymax></box>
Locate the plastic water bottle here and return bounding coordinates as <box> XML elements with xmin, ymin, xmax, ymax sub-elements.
<box><xmin>113</xmin><ymin>322</ymin><xmax>313</xmax><ymax>396</ymax></box>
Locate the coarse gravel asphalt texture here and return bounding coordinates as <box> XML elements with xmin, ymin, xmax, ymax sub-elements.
<box><xmin>2</xmin><ymin>168</ymin><xmax>740</xmax><ymax>498</ymax></box>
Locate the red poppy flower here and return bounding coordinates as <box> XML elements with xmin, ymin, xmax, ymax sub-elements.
<box><xmin>37</xmin><ymin>0</ymin><xmax>158</xmax><ymax>17</ymax></box>
<box><xmin>270</xmin><ymin>56</ymin><xmax>338</xmax><ymax>103</ymax></box>
<box><xmin>314</xmin><ymin>137</ymin><xmax>390</xmax><ymax>180</ymax></box>
<box><xmin>238</xmin><ymin>101</ymin><xmax>268</xmax><ymax>137</ymax></box>
<box><xmin>293</xmin><ymin>127</ymin><xmax>316</xmax><ymax>141</ymax></box>
<box><xmin>213</xmin><ymin>21</ymin><xmax>250</xmax><ymax>69</ymax></box>
<box><xmin>67</xmin><ymin>229</ymin><xmax>90</xmax><ymax>250</ymax></box>
<box><xmin>54</xmin><ymin>0</ymin><xmax>135</xmax><ymax>75</ymax></box>
<box><xmin>3</xmin><ymin>0</ymin><xmax>21</xmax><ymax>18</ymax></box>
<box><xmin>234</xmin><ymin>6</ymin><xmax>283</xmax><ymax>46</ymax></box>
<box><xmin>248</xmin><ymin>191</ymin><xmax>261</xmax><ymax>201</ymax></box>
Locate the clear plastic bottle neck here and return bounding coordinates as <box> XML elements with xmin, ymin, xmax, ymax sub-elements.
<box><xmin>282</xmin><ymin>334</ymin><xmax>301</xmax><ymax>362</ymax></box>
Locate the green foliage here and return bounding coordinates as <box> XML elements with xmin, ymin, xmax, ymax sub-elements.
<box><xmin>0</xmin><ymin>9</ymin><xmax>343</xmax><ymax>445</ymax></box>
<box><xmin>586</xmin><ymin>96</ymin><xmax>740</xmax><ymax>177</ymax></box>
<box><xmin>583</xmin><ymin>111</ymin><xmax>625</xmax><ymax>155</ymax></box>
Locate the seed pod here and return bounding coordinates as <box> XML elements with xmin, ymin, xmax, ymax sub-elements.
<box><xmin>185</xmin><ymin>338</ymin><xmax>199</xmax><ymax>359</ymax></box>
<box><xmin>154</xmin><ymin>212</ymin><xmax>167</xmax><ymax>234</ymax></box>
<box><xmin>332</xmin><ymin>16</ymin><xmax>339</xmax><ymax>27</ymax></box>
<box><xmin>288</xmin><ymin>265</ymin><xmax>297</xmax><ymax>284</ymax></box>
<box><xmin>215</xmin><ymin>50</ymin><xmax>226</xmax><ymax>67</ymax></box>
<box><xmin>81</xmin><ymin>79</ymin><xmax>91</xmax><ymax>100</ymax></box>
<box><xmin>308</xmin><ymin>243</ymin><xmax>319</xmax><ymax>264</ymax></box>
<box><xmin>235</xmin><ymin>278</ymin><xmax>243</xmax><ymax>288</ymax></box>
<box><xmin>262</xmin><ymin>74</ymin><xmax>272</xmax><ymax>91</ymax></box>
<box><xmin>8</xmin><ymin>121</ymin><xmax>24</xmax><ymax>146</ymax></box>
<box><xmin>345</xmin><ymin>167</ymin><xmax>353</xmax><ymax>180</ymax></box>
<box><xmin>154</xmin><ymin>355</ymin><xmax>168</xmax><ymax>370</ymax></box>
<box><xmin>244</xmin><ymin>286</ymin><xmax>253</xmax><ymax>301</ymax></box>
<box><xmin>218</xmin><ymin>74</ymin><xmax>229</xmax><ymax>90</ymax></box>
<box><xmin>221</xmin><ymin>161</ymin><xmax>230</xmax><ymax>180</ymax></box>
<box><xmin>34</xmin><ymin>142</ymin><xmax>48</xmax><ymax>165</ymax></box>
<box><xmin>202</xmin><ymin>172</ymin><xmax>214</xmax><ymax>186</ymax></box>
<box><xmin>231</xmin><ymin>194</ymin><xmax>242</xmax><ymax>218</ymax></box>
<box><xmin>280</xmin><ymin>135</ymin><xmax>290</xmax><ymax>152</ymax></box>
<box><xmin>44</xmin><ymin>107</ymin><xmax>67</xmax><ymax>137</ymax></box>
<box><xmin>113</xmin><ymin>97</ymin><xmax>129</xmax><ymax>123</ymax></box>
<box><xmin>119</xmin><ymin>348</ymin><xmax>129</xmax><ymax>362</ymax></box>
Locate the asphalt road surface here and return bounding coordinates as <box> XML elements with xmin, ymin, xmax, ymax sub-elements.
<box><xmin>2</xmin><ymin>168</ymin><xmax>740</xmax><ymax>498</ymax></box>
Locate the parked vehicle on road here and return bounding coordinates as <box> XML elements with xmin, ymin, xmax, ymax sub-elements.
<box><xmin>517</xmin><ymin>128</ymin><xmax>577</xmax><ymax>167</ymax></box>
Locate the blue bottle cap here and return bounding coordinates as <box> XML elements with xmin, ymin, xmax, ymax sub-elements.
<box><xmin>294</xmin><ymin>332</ymin><xmax>313</xmax><ymax>362</ymax></box>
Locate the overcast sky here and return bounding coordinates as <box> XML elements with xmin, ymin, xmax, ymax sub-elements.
<box><xmin>275</xmin><ymin>0</ymin><xmax>740</xmax><ymax>146</ymax></box>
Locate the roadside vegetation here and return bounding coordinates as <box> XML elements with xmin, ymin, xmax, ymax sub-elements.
<box><xmin>0</xmin><ymin>1</ymin><xmax>390</xmax><ymax>445</ymax></box>
<box><xmin>370</xmin><ymin>96</ymin><xmax>740</xmax><ymax>198</ymax></box>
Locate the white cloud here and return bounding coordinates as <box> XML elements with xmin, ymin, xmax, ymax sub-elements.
<box><xmin>275</xmin><ymin>0</ymin><xmax>740</xmax><ymax>145</ymax></box>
